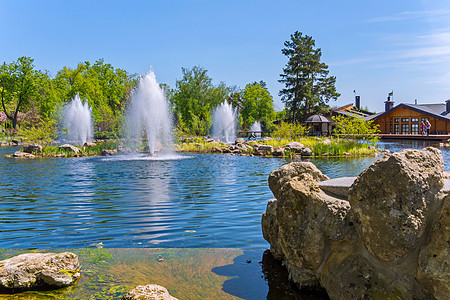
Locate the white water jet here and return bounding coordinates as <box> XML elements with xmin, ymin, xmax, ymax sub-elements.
<box><xmin>127</xmin><ymin>70</ymin><xmax>173</xmax><ymax>154</ymax></box>
<box><xmin>63</xmin><ymin>94</ymin><xmax>93</xmax><ymax>146</ymax></box>
<box><xmin>250</xmin><ymin>121</ymin><xmax>262</xmax><ymax>138</ymax></box>
<box><xmin>211</xmin><ymin>101</ymin><xmax>237</xmax><ymax>143</ymax></box>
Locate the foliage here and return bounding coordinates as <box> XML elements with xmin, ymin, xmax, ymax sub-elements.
<box><xmin>18</xmin><ymin>117</ymin><xmax>58</xmax><ymax>146</ymax></box>
<box><xmin>332</xmin><ymin>114</ymin><xmax>380</xmax><ymax>145</ymax></box>
<box><xmin>279</xmin><ymin>31</ymin><xmax>340</xmax><ymax>122</ymax></box>
<box><xmin>0</xmin><ymin>57</ymin><xmax>43</xmax><ymax>129</ymax></box>
<box><xmin>169</xmin><ymin>66</ymin><xmax>230</xmax><ymax>136</ymax></box>
<box><xmin>272</xmin><ymin>121</ymin><xmax>309</xmax><ymax>140</ymax></box>
<box><xmin>240</xmin><ymin>81</ymin><xmax>275</xmax><ymax>130</ymax></box>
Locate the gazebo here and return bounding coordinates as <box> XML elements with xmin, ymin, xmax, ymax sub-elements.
<box><xmin>304</xmin><ymin>114</ymin><xmax>332</xmax><ymax>136</ymax></box>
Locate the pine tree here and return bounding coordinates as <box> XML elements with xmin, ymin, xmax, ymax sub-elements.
<box><xmin>279</xmin><ymin>31</ymin><xmax>340</xmax><ymax>122</ymax></box>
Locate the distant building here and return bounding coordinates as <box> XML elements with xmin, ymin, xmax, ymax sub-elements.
<box><xmin>368</xmin><ymin>99</ymin><xmax>450</xmax><ymax>134</ymax></box>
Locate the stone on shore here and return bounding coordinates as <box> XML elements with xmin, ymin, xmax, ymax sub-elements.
<box><xmin>285</xmin><ymin>141</ymin><xmax>304</xmax><ymax>153</ymax></box>
<box><xmin>262</xmin><ymin>147</ymin><xmax>449</xmax><ymax>299</ymax></box>
<box><xmin>101</xmin><ymin>149</ymin><xmax>117</xmax><ymax>156</ymax></box>
<box><xmin>22</xmin><ymin>143</ymin><xmax>43</xmax><ymax>154</ymax></box>
<box><xmin>122</xmin><ymin>284</ymin><xmax>178</xmax><ymax>300</ymax></box>
<box><xmin>0</xmin><ymin>252</ymin><xmax>80</xmax><ymax>291</ymax></box>
<box><xmin>12</xmin><ymin>151</ymin><xmax>35</xmax><ymax>158</ymax></box>
<box><xmin>59</xmin><ymin>144</ymin><xmax>80</xmax><ymax>154</ymax></box>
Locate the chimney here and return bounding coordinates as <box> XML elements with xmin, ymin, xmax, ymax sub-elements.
<box><xmin>355</xmin><ymin>96</ymin><xmax>360</xmax><ymax>109</ymax></box>
<box><xmin>385</xmin><ymin>96</ymin><xmax>394</xmax><ymax>112</ymax></box>
<box><xmin>446</xmin><ymin>99</ymin><xmax>450</xmax><ymax>114</ymax></box>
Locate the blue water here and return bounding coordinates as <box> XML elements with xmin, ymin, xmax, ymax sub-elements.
<box><xmin>0</xmin><ymin>140</ymin><xmax>448</xmax><ymax>249</ymax></box>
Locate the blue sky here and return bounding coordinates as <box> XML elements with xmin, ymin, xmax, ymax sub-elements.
<box><xmin>1</xmin><ymin>0</ymin><xmax>450</xmax><ymax>113</ymax></box>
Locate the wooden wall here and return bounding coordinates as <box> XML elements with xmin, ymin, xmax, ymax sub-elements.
<box><xmin>372</xmin><ymin>107</ymin><xmax>450</xmax><ymax>134</ymax></box>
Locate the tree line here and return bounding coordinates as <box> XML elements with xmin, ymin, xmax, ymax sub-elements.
<box><xmin>0</xmin><ymin>30</ymin><xmax>340</xmax><ymax>138</ymax></box>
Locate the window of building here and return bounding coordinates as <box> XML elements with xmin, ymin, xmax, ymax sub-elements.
<box><xmin>390</xmin><ymin>124</ymin><xmax>393</xmax><ymax>133</ymax></box>
<box><xmin>402</xmin><ymin>124</ymin><xmax>409</xmax><ymax>134</ymax></box>
<box><xmin>411</xmin><ymin>118</ymin><xmax>419</xmax><ymax>122</ymax></box>
<box><xmin>394</xmin><ymin>118</ymin><xmax>399</xmax><ymax>123</ymax></box>
<box><xmin>390</xmin><ymin>118</ymin><xmax>393</xmax><ymax>123</ymax></box>
<box><xmin>422</xmin><ymin>118</ymin><xmax>429</xmax><ymax>122</ymax></box>
<box><xmin>401</xmin><ymin>118</ymin><xmax>409</xmax><ymax>122</ymax></box>
<box><xmin>394</xmin><ymin>124</ymin><xmax>400</xmax><ymax>134</ymax></box>
<box><xmin>411</xmin><ymin>123</ymin><xmax>419</xmax><ymax>134</ymax></box>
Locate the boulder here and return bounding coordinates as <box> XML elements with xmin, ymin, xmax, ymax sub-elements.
<box><xmin>258</xmin><ymin>145</ymin><xmax>273</xmax><ymax>153</ymax></box>
<box><xmin>285</xmin><ymin>142</ymin><xmax>304</xmax><ymax>153</ymax></box>
<box><xmin>13</xmin><ymin>151</ymin><xmax>35</xmax><ymax>158</ymax></box>
<box><xmin>262</xmin><ymin>147</ymin><xmax>449</xmax><ymax>299</ymax></box>
<box><xmin>349</xmin><ymin>147</ymin><xmax>444</xmax><ymax>262</ymax></box>
<box><xmin>22</xmin><ymin>143</ymin><xmax>43</xmax><ymax>154</ymax></box>
<box><xmin>101</xmin><ymin>149</ymin><xmax>117</xmax><ymax>156</ymax></box>
<box><xmin>0</xmin><ymin>252</ymin><xmax>80</xmax><ymax>291</ymax></box>
<box><xmin>83</xmin><ymin>142</ymin><xmax>96</xmax><ymax>147</ymax></box>
<box><xmin>301</xmin><ymin>147</ymin><xmax>312</xmax><ymax>156</ymax></box>
<box><xmin>122</xmin><ymin>284</ymin><xmax>178</xmax><ymax>300</ymax></box>
<box><xmin>205</xmin><ymin>138</ymin><xmax>215</xmax><ymax>143</ymax></box>
<box><xmin>117</xmin><ymin>146</ymin><xmax>134</xmax><ymax>154</ymax></box>
<box><xmin>235</xmin><ymin>143</ymin><xmax>247</xmax><ymax>151</ymax></box>
<box><xmin>235</xmin><ymin>138</ymin><xmax>245</xmax><ymax>144</ymax></box>
<box><xmin>59</xmin><ymin>144</ymin><xmax>80</xmax><ymax>154</ymax></box>
<box><xmin>322</xmin><ymin>139</ymin><xmax>331</xmax><ymax>145</ymax></box>
<box><xmin>272</xmin><ymin>148</ymin><xmax>285</xmax><ymax>156</ymax></box>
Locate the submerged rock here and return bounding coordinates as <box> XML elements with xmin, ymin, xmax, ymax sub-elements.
<box><xmin>262</xmin><ymin>147</ymin><xmax>449</xmax><ymax>299</ymax></box>
<box><xmin>0</xmin><ymin>252</ymin><xmax>80</xmax><ymax>291</ymax></box>
<box><xmin>122</xmin><ymin>284</ymin><xmax>178</xmax><ymax>300</ymax></box>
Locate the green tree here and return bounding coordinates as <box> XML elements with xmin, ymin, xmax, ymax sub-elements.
<box><xmin>279</xmin><ymin>31</ymin><xmax>340</xmax><ymax>122</ymax></box>
<box><xmin>240</xmin><ymin>81</ymin><xmax>275</xmax><ymax>130</ymax></box>
<box><xmin>0</xmin><ymin>57</ymin><xmax>40</xmax><ymax>129</ymax></box>
<box><xmin>170</xmin><ymin>66</ymin><xmax>229</xmax><ymax>135</ymax></box>
<box><xmin>332</xmin><ymin>114</ymin><xmax>380</xmax><ymax>145</ymax></box>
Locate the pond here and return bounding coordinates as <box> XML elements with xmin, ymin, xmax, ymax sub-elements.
<box><xmin>0</xmin><ymin>139</ymin><xmax>448</xmax><ymax>299</ymax></box>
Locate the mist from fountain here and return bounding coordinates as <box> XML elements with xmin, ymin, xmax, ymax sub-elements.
<box><xmin>250</xmin><ymin>121</ymin><xmax>262</xmax><ymax>138</ymax></box>
<box><xmin>63</xmin><ymin>94</ymin><xmax>93</xmax><ymax>146</ymax></box>
<box><xmin>211</xmin><ymin>101</ymin><xmax>237</xmax><ymax>143</ymax></box>
<box><xmin>126</xmin><ymin>70</ymin><xmax>173</xmax><ymax>155</ymax></box>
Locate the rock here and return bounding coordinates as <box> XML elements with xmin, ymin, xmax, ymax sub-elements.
<box><xmin>22</xmin><ymin>143</ymin><xmax>43</xmax><ymax>154</ymax></box>
<box><xmin>59</xmin><ymin>144</ymin><xmax>80</xmax><ymax>154</ymax></box>
<box><xmin>117</xmin><ymin>146</ymin><xmax>134</xmax><ymax>154</ymax></box>
<box><xmin>261</xmin><ymin>137</ymin><xmax>272</xmax><ymax>142</ymax></box>
<box><xmin>257</xmin><ymin>145</ymin><xmax>273</xmax><ymax>153</ymax></box>
<box><xmin>101</xmin><ymin>149</ymin><xmax>117</xmax><ymax>156</ymax></box>
<box><xmin>212</xmin><ymin>146</ymin><xmax>222</xmax><ymax>153</ymax></box>
<box><xmin>235</xmin><ymin>143</ymin><xmax>247</xmax><ymax>151</ymax></box>
<box><xmin>84</xmin><ymin>142</ymin><xmax>96</xmax><ymax>147</ymax></box>
<box><xmin>322</xmin><ymin>139</ymin><xmax>331</xmax><ymax>145</ymax></box>
<box><xmin>122</xmin><ymin>284</ymin><xmax>178</xmax><ymax>300</ymax></box>
<box><xmin>301</xmin><ymin>147</ymin><xmax>312</xmax><ymax>156</ymax></box>
<box><xmin>262</xmin><ymin>147</ymin><xmax>449</xmax><ymax>299</ymax></box>
<box><xmin>0</xmin><ymin>252</ymin><xmax>80</xmax><ymax>291</ymax></box>
<box><xmin>13</xmin><ymin>151</ymin><xmax>35</xmax><ymax>158</ymax></box>
<box><xmin>349</xmin><ymin>147</ymin><xmax>444</xmax><ymax>262</ymax></box>
<box><xmin>285</xmin><ymin>142</ymin><xmax>304</xmax><ymax>153</ymax></box>
<box><xmin>272</xmin><ymin>148</ymin><xmax>285</xmax><ymax>156</ymax></box>
<box><xmin>235</xmin><ymin>138</ymin><xmax>245</xmax><ymax>144</ymax></box>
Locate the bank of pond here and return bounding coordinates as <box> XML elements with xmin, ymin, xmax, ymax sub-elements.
<box><xmin>1</xmin><ymin>136</ymin><xmax>380</xmax><ymax>158</ymax></box>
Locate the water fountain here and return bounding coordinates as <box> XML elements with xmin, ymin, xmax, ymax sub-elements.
<box><xmin>211</xmin><ymin>101</ymin><xmax>237</xmax><ymax>143</ymax></box>
<box><xmin>250</xmin><ymin>121</ymin><xmax>262</xmax><ymax>138</ymax></box>
<box><xmin>63</xmin><ymin>94</ymin><xmax>93</xmax><ymax>146</ymax></box>
<box><xmin>126</xmin><ymin>70</ymin><xmax>173</xmax><ymax>155</ymax></box>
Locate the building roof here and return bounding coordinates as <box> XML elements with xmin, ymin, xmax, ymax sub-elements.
<box><xmin>304</xmin><ymin>114</ymin><xmax>332</xmax><ymax>123</ymax></box>
<box><xmin>368</xmin><ymin>102</ymin><xmax>450</xmax><ymax>122</ymax></box>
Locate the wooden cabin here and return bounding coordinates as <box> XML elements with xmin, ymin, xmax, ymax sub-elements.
<box><xmin>368</xmin><ymin>99</ymin><xmax>450</xmax><ymax>135</ymax></box>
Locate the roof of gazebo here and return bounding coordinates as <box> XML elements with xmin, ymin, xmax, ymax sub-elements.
<box><xmin>304</xmin><ymin>114</ymin><xmax>331</xmax><ymax>123</ymax></box>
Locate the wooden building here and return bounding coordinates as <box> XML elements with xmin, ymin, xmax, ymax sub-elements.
<box><xmin>368</xmin><ymin>99</ymin><xmax>450</xmax><ymax>135</ymax></box>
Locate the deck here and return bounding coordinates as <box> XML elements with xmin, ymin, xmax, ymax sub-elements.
<box><xmin>379</xmin><ymin>134</ymin><xmax>450</xmax><ymax>141</ymax></box>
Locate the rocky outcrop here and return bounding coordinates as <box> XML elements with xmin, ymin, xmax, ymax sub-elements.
<box><xmin>262</xmin><ymin>147</ymin><xmax>449</xmax><ymax>299</ymax></box>
<box><xmin>122</xmin><ymin>284</ymin><xmax>178</xmax><ymax>300</ymax></box>
<box><xmin>12</xmin><ymin>151</ymin><xmax>35</xmax><ymax>158</ymax></box>
<box><xmin>0</xmin><ymin>252</ymin><xmax>80</xmax><ymax>291</ymax></box>
<box><xmin>22</xmin><ymin>143</ymin><xmax>43</xmax><ymax>154</ymax></box>
<box><xmin>59</xmin><ymin>144</ymin><xmax>80</xmax><ymax>154</ymax></box>
<box><xmin>101</xmin><ymin>149</ymin><xmax>117</xmax><ymax>156</ymax></box>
